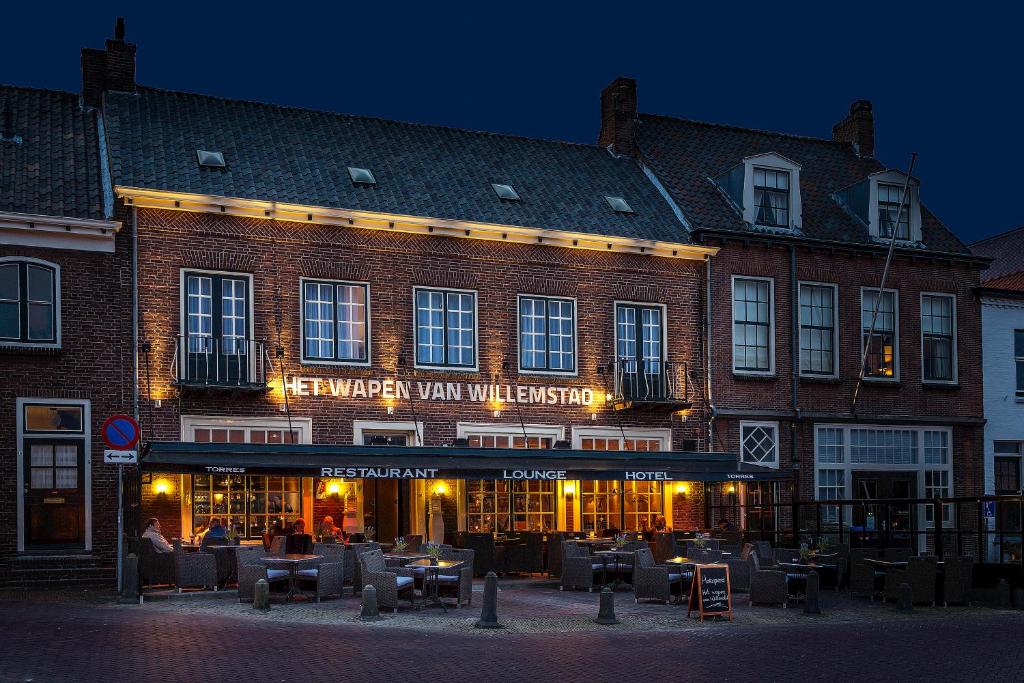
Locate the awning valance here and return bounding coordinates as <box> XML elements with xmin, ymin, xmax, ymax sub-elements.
<box><xmin>141</xmin><ymin>442</ymin><xmax>790</xmax><ymax>482</ymax></box>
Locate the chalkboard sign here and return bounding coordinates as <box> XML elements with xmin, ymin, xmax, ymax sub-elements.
<box><xmin>687</xmin><ymin>563</ymin><xmax>732</xmax><ymax>622</ymax></box>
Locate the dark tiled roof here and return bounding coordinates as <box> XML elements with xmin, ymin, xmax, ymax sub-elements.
<box><xmin>635</xmin><ymin>114</ymin><xmax>970</xmax><ymax>254</ymax></box>
<box><xmin>0</xmin><ymin>85</ymin><xmax>106</xmax><ymax>221</ymax></box>
<box><xmin>971</xmin><ymin>226</ymin><xmax>1024</xmax><ymax>283</ymax></box>
<box><xmin>103</xmin><ymin>88</ymin><xmax>689</xmax><ymax>243</ymax></box>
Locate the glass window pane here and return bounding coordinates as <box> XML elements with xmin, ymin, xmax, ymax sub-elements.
<box><xmin>27</xmin><ymin>265</ymin><xmax>54</xmax><ymax>303</ymax></box>
<box><xmin>0</xmin><ymin>264</ymin><xmax>18</xmax><ymax>300</ymax></box>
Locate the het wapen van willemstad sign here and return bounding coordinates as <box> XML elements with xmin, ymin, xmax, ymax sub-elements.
<box><xmin>283</xmin><ymin>377</ymin><xmax>596</xmax><ymax>406</ymax></box>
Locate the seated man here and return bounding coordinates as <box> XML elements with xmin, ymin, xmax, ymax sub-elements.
<box><xmin>142</xmin><ymin>518</ymin><xmax>174</xmax><ymax>553</ymax></box>
<box><xmin>285</xmin><ymin>519</ymin><xmax>313</xmax><ymax>554</ymax></box>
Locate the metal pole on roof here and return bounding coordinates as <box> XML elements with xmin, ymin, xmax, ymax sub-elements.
<box><xmin>850</xmin><ymin>153</ymin><xmax>918</xmax><ymax>413</ymax></box>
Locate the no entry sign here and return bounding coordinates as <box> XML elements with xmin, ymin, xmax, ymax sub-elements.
<box><xmin>101</xmin><ymin>414</ymin><xmax>140</xmax><ymax>450</ymax></box>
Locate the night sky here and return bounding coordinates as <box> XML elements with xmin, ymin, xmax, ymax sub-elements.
<box><xmin>4</xmin><ymin>3</ymin><xmax>1019</xmax><ymax>243</ymax></box>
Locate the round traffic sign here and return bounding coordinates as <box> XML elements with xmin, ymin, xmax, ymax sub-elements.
<box><xmin>101</xmin><ymin>414</ymin><xmax>141</xmax><ymax>450</ymax></box>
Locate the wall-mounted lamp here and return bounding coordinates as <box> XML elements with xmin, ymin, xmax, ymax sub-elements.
<box><xmin>725</xmin><ymin>483</ymin><xmax>736</xmax><ymax>495</ymax></box>
<box><xmin>591</xmin><ymin>412</ymin><xmax>598</xmax><ymax>421</ymax></box>
<box><xmin>493</xmin><ymin>410</ymin><xmax>501</xmax><ymax>418</ymax></box>
<box><xmin>153</xmin><ymin>478</ymin><xmax>172</xmax><ymax>495</ymax></box>
<box><xmin>386</xmin><ymin>405</ymin><xmax>395</xmax><ymax>415</ymax></box>
<box><xmin>564</xmin><ymin>482</ymin><xmax>575</xmax><ymax>496</ymax></box>
<box><xmin>675</xmin><ymin>482</ymin><xmax>689</xmax><ymax>496</ymax></box>
<box><xmin>327</xmin><ymin>480</ymin><xmax>342</xmax><ymax>496</ymax></box>
<box><xmin>432</xmin><ymin>481</ymin><xmax>449</xmax><ymax>496</ymax></box>
<box><xmin>153</xmin><ymin>399</ymin><xmax>162</xmax><ymax>409</ymax></box>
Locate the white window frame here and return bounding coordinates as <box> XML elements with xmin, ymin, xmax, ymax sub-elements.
<box><xmin>16</xmin><ymin>397</ymin><xmax>90</xmax><ymax>552</ymax></box>
<box><xmin>178</xmin><ymin>268</ymin><xmax>256</xmax><ymax>376</ymax></box>
<box><xmin>0</xmin><ymin>257</ymin><xmax>62</xmax><ymax>350</ymax></box>
<box><xmin>739</xmin><ymin>421</ymin><xmax>780</xmax><ymax>469</ymax></box>
<box><xmin>867</xmin><ymin>170</ymin><xmax>922</xmax><ymax>243</ymax></box>
<box><xmin>457</xmin><ymin>422</ymin><xmax>565</xmax><ymax>444</ymax></box>
<box><xmin>353</xmin><ymin>419</ymin><xmax>424</xmax><ymax>447</ymax></box>
<box><xmin>860</xmin><ymin>286</ymin><xmax>900</xmax><ymax>382</ymax></box>
<box><xmin>741</xmin><ymin>153</ymin><xmax>802</xmax><ymax>230</ymax></box>
<box><xmin>798</xmin><ymin>281</ymin><xmax>839</xmax><ymax>379</ymax></box>
<box><xmin>517</xmin><ymin>294</ymin><xmax>578</xmax><ymax>377</ymax></box>
<box><xmin>612</xmin><ymin>299</ymin><xmax>669</xmax><ymax>377</ymax></box>
<box><xmin>731</xmin><ymin>276</ymin><xmax>775</xmax><ymax>376</ymax></box>
<box><xmin>412</xmin><ymin>286</ymin><xmax>479</xmax><ymax>372</ymax></box>
<box><xmin>298</xmin><ymin>277</ymin><xmax>372</xmax><ymax>367</ymax></box>
<box><xmin>180</xmin><ymin>415</ymin><xmax>313</xmax><ymax>444</ymax></box>
<box><xmin>571</xmin><ymin>426</ymin><xmax>671</xmax><ymax>450</ymax></box>
<box><xmin>920</xmin><ymin>292</ymin><xmax>958</xmax><ymax>385</ymax></box>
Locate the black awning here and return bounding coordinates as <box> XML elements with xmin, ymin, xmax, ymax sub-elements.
<box><xmin>141</xmin><ymin>442</ymin><xmax>789</xmax><ymax>482</ymax></box>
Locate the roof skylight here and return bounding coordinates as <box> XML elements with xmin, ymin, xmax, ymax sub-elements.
<box><xmin>605</xmin><ymin>196</ymin><xmax>634</xmax><ymax>213</ymax></box>
<box><xmin>196</xmin><ymin>150</ymin><xmax>226</xmax><ymax>168</ymax></box>
<box><xmin>348</xmin><ymin>167</ymin><xmax>377</xmax><ymax>185</ymax></box>
<box><xmin>491</xmin><ymin>183</ymin><xmax>520</xmax><ymax>201</ymax></box>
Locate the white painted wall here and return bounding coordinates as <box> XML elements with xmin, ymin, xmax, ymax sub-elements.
<box><xmin>981</xmin><ymin>295</ymin><xmax>1024</xmax><ymax>493</ymax></box>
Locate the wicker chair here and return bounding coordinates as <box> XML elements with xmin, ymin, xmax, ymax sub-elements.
<box><xmin>849</xmin><ymin>554</ymin><xmax>882</xmax><ymax>600</ymax></box>
<box><xmin>546</xmin><ymin>533</ymin><xmax>566</xmax><ymax>577</ymax></box>
<box><xmin>883</xmin><ymin>547</ymin><xmax>913</xmax><ymax>562</ymax></box>
<box><xmin>173</xmin><ymin>545</ymin><xmax>218</xmax><ymax>592</ymax></box>
<box><xmin>505</xmin><ymin>532</ymin><xmax>545</xmax><ymax>575</ymax></box>
<box><xmin>269</xmin><ymin>536</ymin><xmax>286</xmax><ymax>555</ymax></box>
<box><xmin>348</xmin><ymin>542</ymin><xmax>381</xmax><ymax>595</ymax></box>
<box><xmin>726</xmin><ymin>556</ymin><xmax>752</xmax><ymax>593</ymax></box>
<box><xmin>134</xmin><ymin>537</ymin><xmax>176</xmax><ymax>587</ymax></box>
<box><xmin>884</xmin><ymin>556</ymin><xmax>937</xmax><ymax>605</ymax></box>
<box><xmin>774</xmin><ymin>548</ymin><xmax>801</xmax><ymax>565</ymax></box>
<box><xmin>692</xmin><ymin>549</ymin><xmax>723</xmax><ymax>564</ymax></box>
<box><xmin>754</xmin><ymin>541</ymin><xmax>775</xmax><ymax>568</ymax></box>
<box><xmin>652</xmin><ymin>533</ymin><xmax>679</xmax><ymax>563</ymax></box>
<box><xmin>358</xmin><ymin>549</ymin><xmax>416</xmax><ymax>613</ymax></box>
<box><xmin>461</xmin><ymin>533</ymin><xmax>505</xmax><ymax>576</ymax></box>
<box><xmin>560</xmin><ymin>541</ymin><xmax>604</xmax><ymax>592</ymax></box>
<box><xmin>749</xmin><ymin>552</ymin><xmax>788</xmax><ymax>607</ymax></box>
<box><xmin>943</xmin><ymin>556</ymin><xmax>974</xmax><ymax>606</ymax></box>
<box><xmin>404</xmin><ymin>534</ymin><xmax>424</xmax><ymax>552</ymax></box>
<box><xmin>437</xmin><ymin>548</ymin><xmax>475</xmax><ymax>608</ymax></box>
<box><xmin>294</xmin><ymin>543</ymin><xmax>345</xmax><ymax>602</ymax></box>
<box><xmin>236</xmin><ymin>546</ymin><xmax>289</xmax><ymax>602</ymax></box>
<box><xmin>633</xmin><ymin>547</ymin><xmax>687</xmax><ymax>604</ymax></box>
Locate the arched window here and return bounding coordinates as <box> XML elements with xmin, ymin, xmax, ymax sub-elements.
<box><xmin>0</xmin><ymin>258</ymin><xmax>60</xmax><ymax>347</ymax></box>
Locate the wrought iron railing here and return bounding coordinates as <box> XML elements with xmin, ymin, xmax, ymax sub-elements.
<box><xmin>170</xmin><ymin>335</ymin><xmax>270</xmax><ymax>388</ymax></box>
<box><xmin>610</xmin><ymin>358</ymin><xmax>688</xmax><ymax>407</ymax></box>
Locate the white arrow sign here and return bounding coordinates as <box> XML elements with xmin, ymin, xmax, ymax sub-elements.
<box><xmin>104</xmin><ymin>449</ymin><xmax>138</xmax><ymax>464</ymax></box>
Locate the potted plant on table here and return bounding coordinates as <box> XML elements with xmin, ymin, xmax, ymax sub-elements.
<box><xmin>424</xmin><ymin>542</ymin><xmax>443</xmax><ymax>565</ymax></box>
<box><xmin>692</xmin><ymin>533</ymin><xmax>707</xmax><ymax>550</ymax></box>
<box><xmin>799</xmin><ymin>543</ymin><xmax>811</xmax><ymax>564</ymax></box>
<box><xmin>393</xmin><ymin>536</ymin><xmax>408</xmax><ymax>553</ymax></box>
<box><xmin>613</xmin><ymin>533</ymin><xmax>628</xmax><ymax>549</ymax></box>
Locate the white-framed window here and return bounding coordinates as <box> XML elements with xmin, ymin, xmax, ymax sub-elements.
<box><xmin>614</xmin><ymin>301</ymin><xmax>666</xmax><ymax>372</ymax></box>
<box><xmin>1014</xmin><ymin>330</ymin><xmax>1024</xmax><ymax>399</ymax></box>
<box><xmin>518</xmin><ymin>295</ymin><xmax>577</xmax><ymax>374</ymax></box>
<box><xmin>867</xmin><ymin>171</ymin><xmax>922</xmax><ymax>243</ymax></box>
<box><xmin>817</xmin><ymin>468</ymin><xmax>846</xmax><ymax>524</ymax></box>
<box><xmin>0</xmin><ymin>258</ymin><xmax>61</xmax><ymax>348</ymax></box>
<box><xmin>753</xmin><ymin>167</ymin><xmax>790</xmax><ymax>228</ymax></box>
<box><xmin>739</xmin><ymin>421</ymin><xmax>779</xmax><ymax>468</ymax></box>
<box><xmin>921</xmin><ymin>293</ymin><xmax>956</xmax><ymax>383</ymax></box>
<box><xmin>924</xmin><ymin>470</ymin><xmax>953</xmax><ymax>525</ymax></box>
<box><xmin>180</xmin><ymin>270</ymin><xmax>253</xmax><ymax>354</ymax></box>
<box><xmin>740</xmin><ymin>153</ymin><xmax>802</xmax><ymax>230</ymax></box>
<box><xmin>732</xmin><ymin>276</ymin><xmax>774</xmax><ymax>375</ymax></box>
<box><xmin>300</xmin><ymin>278</ymin><xmax>370</xmax><ymax>365</ymax></box>
<box><xmin>813</xmin><ymin>424</ymin><xmax>955</xmax><ymax>531</ymax></box>
<box><xmin>877</xmin><ymin>184</ymin><xmax>911</xmax><ymax>240</ymax></box>
<box><xmin>414</xmin><ymin>287</ymin><xmax>477</xmax><ymax>370</ymax></box>
<box><xmin>861</xmin><ymin>287</ymin><xmax>899</xmax><ymax>380</ymax></box>
<box><xmin>799</xmin><ymin>282</ymin><xmax>838</xmax><ymax>377</ymax></box>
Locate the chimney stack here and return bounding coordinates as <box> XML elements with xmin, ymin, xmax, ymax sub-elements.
<box><xmin>599</xmin><ymin>77</ymin><xmax>637</xmax><ymax>157</ymax></box>
<box><xmin>832</xmin><ymin>100</ymin><xmax>874</xmax><ymax>157</ymax></box>
<box><xmin>82</xmin><ymin>17</ymin><xmax>137</xmax><ymax>108</ymax></box>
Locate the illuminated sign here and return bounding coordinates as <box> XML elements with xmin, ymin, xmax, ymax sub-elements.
<box><xmin>320</xmin><ymin>467</ymin><xmax>440</xmax><ymax>479</ymax></box>
<box><xmin>501</xmin><ymin>470</ymin><xmax>567</xmax><ymax>480</ymax></box>
<box><xmin>284</xmin><ymin>377</ymin><xmax>595</xmax><ymax>406</ymax></box>
<box><xmin>624</xmin><ymin>471</ymin><xmax>673</xmax><ymax>480</ymax></box>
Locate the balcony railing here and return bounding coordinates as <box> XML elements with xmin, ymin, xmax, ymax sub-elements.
<box><xmin>171</xmin><ymin>335</ymin><xmax>271</xmax><ymax>390</ymax></box>
<box><xmin>610</xmin><ymin>358</ymin><xmax>690</xmax><ymax>411</ymax></box>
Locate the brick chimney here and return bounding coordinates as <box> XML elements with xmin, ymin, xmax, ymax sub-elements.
<box><xmin>82</xmin><ymin>17</ymin><xmax>137</xmax><ymax>108</ymax></box>
<box><xmin>832</xmin><ymin>100</ymin><xmax>874</xmax><ymax>157</ymax></box>
<box><xmin>599</xmin><ymin>77</ymin><xmax>637</xmax><ymax>156</ymax></box>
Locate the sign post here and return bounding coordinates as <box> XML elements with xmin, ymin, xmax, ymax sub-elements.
<box><xmin>687</xmin><ymin>563</ymin><xmax>733</xmax><ymax>622</ymax></box>
<box><xmin>101</xmin><ymin>414</ymin><xmax>140</xmax><ymax>594</ymax></box>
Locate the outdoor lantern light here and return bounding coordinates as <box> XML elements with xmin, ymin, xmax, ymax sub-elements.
<box><xmin>153</xmin><ymin>478</ymin><xmax>171</xmax><ymax>495</ymax></box>
<box><xmin>675</xmin><ymin>482</ymin><xmax>689</xmax><ymax>496</ymax></box>
<box><xmin>327</xmin><ymin>480</ymin><xmax>342</xmax><ymax>496</ymax></box>
<box><xmin>433</xmin><ymin>482</ymin><xmax>449</xmax><ymax>496</ymax></box>
<box><xmin>564</xmin><ymin>482</ymin><xmax>576</xmax><ymax>495</ymax></box>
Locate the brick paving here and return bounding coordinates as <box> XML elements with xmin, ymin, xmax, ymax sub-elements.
<box><xmin>1</xmin><ymin>579</ymin><xmax>1022</xmax><ymax>682</ymax></box>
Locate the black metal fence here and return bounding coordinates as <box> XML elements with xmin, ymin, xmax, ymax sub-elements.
<box><xmin>171</xmin><ymin>335</ymin><xmax>270</xmax><ymax>387</ymax></box>
<box><xmin>611</xmin><ymin>358</ymin><xmax>688</xmax><ymax>405</ymax></box>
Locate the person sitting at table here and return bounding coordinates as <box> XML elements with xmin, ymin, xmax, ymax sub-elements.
<box><xmin>191</xmin><ymin>523</ymin><xmax>208</xmax><ymax>546</ymax></box>
<box><xmin>200</xmin><ymin>517</ymin><xmax>229</xmax><ymax>551</ymax></box>
<box><xmin>286</xmin><ymin>519</ymin><xmax>313</xmax><ymax>554</ymax></box>
<box><xmin>142</xmin><ymin>518</ymin><xmax>174</xmax><ymax>554</ymax></box>
<box><xmin>318</xmin><ymin>516</ymin><xmax>341</xmax><ymax>541</ymax></box>
<box><xmin>716</xmin><ymin>518</ymin><xmax>737</xmax><ymax>533</ymax></box>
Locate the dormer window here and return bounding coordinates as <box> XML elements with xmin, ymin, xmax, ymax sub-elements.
<box><xmin>753</xmin><ymin>168</ymin><xmax>790</xmax><ymax>228</ymax></box>
<box><xmin>877</xmin><ymin>183</ymin><xmax>911</xmax><ymax>240</ymax></box>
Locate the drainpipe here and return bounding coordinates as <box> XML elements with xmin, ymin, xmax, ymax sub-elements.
<box><xmin>789</xmin><ymin>244</ymin><xmax>800</xmax><ymax>544</ymax></box>
<box><xmin>705</xmin><ymin>254</ymin><xmax>714</xmax><ymax>450</ymax></box>
<box><xmin>131</xmin><ymin>205</ymin><xmax>139</xmax><ymax>424</ymax></box>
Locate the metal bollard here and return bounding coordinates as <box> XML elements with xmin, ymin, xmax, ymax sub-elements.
<box><xmin>119</xmin><ymin>553</ymin><xmax>140</xmax><ymax>605</ymax></box>
<box><xmin>595</xmin><ymin>586</ymin><xmax>619</xmax><ymax>625</ymax></box>
<box><xmin>360</xmin><ymin>584</ymin><xmax>382</xmax><ymax>620</ymax></box>
<box><xmin>896</xmin><ymin>582</ymin><xmax>913</xmax><ymax>612</ymax></box>
<box><xmin>253</xmin><ymin>579</ymin><xmax>271</xmax><ymax>611</ymax></box>
<box><xmin>803</xmin><ymin>571</ymin><xmax>821</xmax><ymax>615</ymax></box>
<box><xmin>475</xmin><ymin>572</ymin><xmax>502</xmax><ymax>629</ymax></box>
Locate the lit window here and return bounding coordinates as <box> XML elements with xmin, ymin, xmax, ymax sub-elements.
<box><xmin>878</xmin><ymin>184</ymin><xmax>911</xmax><ymax>240</ymax></box>
<box><xmin>753</xmin><ymin>168</ymin><xmax>790</xmax><ymax>227</ymax></box>
<box><xmin>921</xmin><ymin>294</ymin><xmax>955</xmax><ymax>382</ymax></box>
<box><xmin>414</xmin><ymin>288</ymin><xmax>476</xmax><ymax>368</ymax></box>
<box><xmin>740</xmin><ymin>422</ymin><xmax>779</xmax><ymax>468</ymax></box>
<box><xmin>733</xmin><ymin>277</ymin><xmax>773</xmax><ymax>373</ymax></box>
<box><xmin>799</xmin><ymin>283</ymin><xmax>836</xmax><ymax>376</ymax></box>
<box><xmin>0</xmin><ymin>259</ymin><xmax>58</xmax><ymax>346</ymax></box>
<box><xmin>466</xmin><ymin>434</ymin><xmax>554</xmax><ymax>533</ymax></box>
<box><xmin>301</xmin><ymin>280</ymin><xmax>369</xmax><ymax>363</ymax></box>
<box><xmin>519</xmin><ymin>296</ymin><xmax>575</xmax><ymax>373</ymax></box>
<box><xmin>861</xmin><ymin>288</ymin><xmax>897</xmax><ymax>379</ymax></box>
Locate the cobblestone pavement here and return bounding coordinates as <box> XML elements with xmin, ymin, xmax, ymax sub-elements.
<box><xmin>1</xmin><ymin>579</ymin><xmax>1022</xmax><ymax>682</ymax></box>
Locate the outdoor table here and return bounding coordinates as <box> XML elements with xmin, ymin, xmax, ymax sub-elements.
<box><xmin>406</xmin><ymin>559</ymin><xmax>463</xmax><ymax>613</ymax></box>
<box><xmin>383</xmin><ymin>551</ymin><xmax>430</xmax><ymax>567</ymax></box>
<box><xmin>260</xmin><ymin>553</ymin><xmax>322</xmax><ymax>601</ymax></box>
<box><xmin>594</xmin><ymin>549</ymin><xmax>636</xmax><ymax>588</ymax></box>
